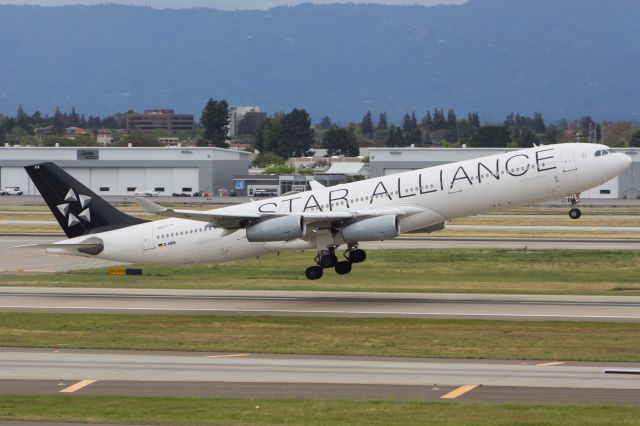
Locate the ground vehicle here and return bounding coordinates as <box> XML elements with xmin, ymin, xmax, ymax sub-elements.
<box><xmin>253</xmin><ymin>189</ymin><xmax>278</xmax><ymax>197</ymax></box>
<box><xmin>1</xmin><ymin>186</ymin><xmax>23</xmax><ymax>195</ymax></box>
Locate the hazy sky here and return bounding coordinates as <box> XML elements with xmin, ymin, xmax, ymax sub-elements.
<box><xmin>0</xmin><ymin>0</ymin><xmax>467</xmax><ymax>9</ymax></box>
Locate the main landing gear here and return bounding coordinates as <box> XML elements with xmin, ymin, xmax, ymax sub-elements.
<box><xmin>305</xmin><ymin>244</ymin><xmax>367</xmax><ymax>280</ymax></box>
<box><xmin>567</xmin><ymin>193</ymin><xmax>582</xmax><ymax>220</ymax></box>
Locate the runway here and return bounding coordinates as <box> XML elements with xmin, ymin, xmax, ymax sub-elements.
<box><xmin>1</xmin><ymin>287</ymin><xmax>639</xmax><ymax>322</ymax></box>
<box><xmin>2</xmin><ymin>234</ymin><xmax>639</xmax><ymax>274</ymax></box>
<box><xmin>0</xmin><ymin>348</ymin><xmax>638</xmax><ymax>404</ymax></box>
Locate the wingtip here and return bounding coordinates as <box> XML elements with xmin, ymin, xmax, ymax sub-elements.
<box><xmin>135</xmin><ymin>197</ymin><xmax>167</xmax><ymax>214</ymax></box>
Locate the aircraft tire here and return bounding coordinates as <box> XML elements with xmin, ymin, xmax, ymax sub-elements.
<box><xmin>348</xmin><ymin>249</ymin><xmax>367</xmax><ymax>263</ymax></box>
<box><xmin>335</xmin><ymin>260</ymin><xmax>352</xmax><ymax>275</ymax></box>
<box><xmin>319</xmin><ymin>254</ymin><xmax>338</xmax><ymax>268</ymax></box>
<box><xmin>569</xmin><ymin>208</ymin><xmax>582</xmax><ymax>219</ymax></box>
<box><xmin>305</xmin><ymin>266</ymin><xmax>323</xmax><ymax>280</ymax></box>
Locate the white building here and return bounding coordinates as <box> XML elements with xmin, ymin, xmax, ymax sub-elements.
<box><xmin>0</xmin><ymin>146</ymin><xmax>250</xmax><ymax>196</ymax></box>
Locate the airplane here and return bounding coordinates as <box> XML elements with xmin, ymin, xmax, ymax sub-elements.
<box><xmin>21</xmin><ymin>143</ymin><xmax>631</xmax><ymax>280</ymax></box>
<box><xmin>134</xmin><ymin>188</ymin><xmax>160</xmax><ymax>197</ymax></box>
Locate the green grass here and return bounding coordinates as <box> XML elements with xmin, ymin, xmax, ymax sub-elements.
<box><xmin>1</xmin><ymin>396</ymin><xmax>640</xmax><ymax>425</ymax></box>
<box><xmin>3</xmin><ymin>249</ymin><xmax>640</xmax><ymax>295</ymax></box>
<box><xmin>2</xmin><ymin>313</ymin><xmax>639</xmax><ymax>361</ymax></box>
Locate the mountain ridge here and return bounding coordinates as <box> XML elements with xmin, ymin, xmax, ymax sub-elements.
<box><xmin>0</xmin><ymin>1</ymin><xmax>638</xmax><ymax>122</ymax></box>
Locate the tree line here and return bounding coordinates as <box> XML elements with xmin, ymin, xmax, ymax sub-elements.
<box><xmin>2</xmin><ymin>102</ymin><xmax>640</xmax><ymax>154</ymax></box>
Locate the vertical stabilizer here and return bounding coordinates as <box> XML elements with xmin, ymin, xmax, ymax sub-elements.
<box><xmin>25</xmin><ymin>162</ymin><xmax>146</xmax><ymax>238</ymax></box>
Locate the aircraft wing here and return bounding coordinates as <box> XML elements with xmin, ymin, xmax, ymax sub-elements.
<box><xmin>14</xmin><ymin>236</ymin><xmax>104</xmax><ymax>255</ymax></box>
<box><xmin>136</xmin><ymin>197</ymin><xmax>262</xmax><ymax>224</ymax></box>
<box><xmin>136</xmin><ymin>197</ymin><xmax>425</xmax><ymax>228</ymax></box>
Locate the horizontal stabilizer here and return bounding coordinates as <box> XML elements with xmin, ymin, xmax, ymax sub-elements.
<box><xmin>14</xmin><ymin>243</ymin><xmax>103</xmax><ymax>250</ymax></box>
<box><xmin>136</xmin><ymin>197</ymin><xmax>261</xmax><ymax>223</ymax></box>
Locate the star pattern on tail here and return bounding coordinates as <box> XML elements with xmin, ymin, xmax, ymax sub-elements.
<box><xmin>57</xmin><ymin>189</ymin><xmax>92</xmax><ymax>227</ymax></box>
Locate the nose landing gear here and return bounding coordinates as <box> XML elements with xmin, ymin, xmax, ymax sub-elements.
<box><xmin>305</xmin><ymin>244</ymin><xmax>366</xmax><ymax>280</ymax></box>
<box><xmin>568</xmin><ymin>193</ymin><xmax>582</xmax><ymax>220</ymax></box>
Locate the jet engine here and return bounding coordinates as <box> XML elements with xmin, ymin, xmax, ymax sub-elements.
<box><xmin>341</xmin><ymin>215</ymin><xmax>399</xmax><ymax>242</ymax></box>
<box><xmin>246</xmin><ymin>214</ymin><xmax>305</xmax><ymax>242</ymax></box>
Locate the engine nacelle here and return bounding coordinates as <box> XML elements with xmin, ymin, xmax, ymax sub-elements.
<box><xmin>341</xmin><ymin>215</ymin><xmax>399</xmax><ymax>242</ymax></box>
<box><xmin>246</xmin><ymin>214</ymin><xmax>305</xmax><ymax>242</ymax></box>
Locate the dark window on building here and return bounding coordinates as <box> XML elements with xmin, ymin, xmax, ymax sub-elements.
<box><xmin>154</xmin><ymin>187</ymin><xmax>165</xmax><ymax>192</ymax></box>
<box><xmin>100</xmin><ymin>187</ymin><xmax>109</xmax><ymax>192</ymax></box>
<box><xmin>600</xmin><ymin>189</ymin><xmax>611</xmax><ymax>194</ymax></box>
<box><xmin>127</xmin><ymin>187</ymin><xmax>136</xmax><ymax>192</ymax></box>
<box><xmin>77</xmin><ymin>149</ymin><xmax>99</xmax><ymax>160</ymax></box>
<box><xmin>182</xmin><ymin>187</ymin><xmax>192</xmax><ymax>192</ymax></box>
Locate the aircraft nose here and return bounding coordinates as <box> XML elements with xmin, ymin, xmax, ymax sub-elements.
<box><xmin>619</xmin><ymin>153</ymin><xmax>632</xmax><ymax>170</ymax></box>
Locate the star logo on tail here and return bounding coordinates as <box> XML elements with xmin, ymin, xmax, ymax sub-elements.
<box><xmin>56</xmin><ymin>189</ymin><xmax>92</xmax><ymax>227</ymax></box>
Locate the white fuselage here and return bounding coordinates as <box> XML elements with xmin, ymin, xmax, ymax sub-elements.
<box><xmin>52</xmin><ymin>143</ymin><xmax>631</xmax><ymax>264</ymax></box>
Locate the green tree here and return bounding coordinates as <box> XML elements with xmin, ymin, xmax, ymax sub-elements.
<box><xmin>282</xmin><ymin>108</ymin><xmax>314</xmax><ymax>157</ymax></box>
<box><xmin>115</xmin><ymin>130</ymin><xmax>162</xmax><ymax>147</ymax></box>
<box><xmin>402</xmin><ymin>113</ymin><xmax>413</xmax><ymax>133</ymax></box>
<box><xmin>72</xmin><ymin>133</ymin><xmax>99</xmax><ymax>147</ymax></box>
<box><xmin>377</xmin><ymin>112</ymin><xmax>388</xmax><ymax>130</ymax></box>
<box><xmin>542</xmin><ymin>125</ymin><xmax>559</xmax><ymax>144</ymax></box>
<box><xmin>446</xmin><ymin>109</ymin><xmax>457</xmax><ymax>129</ymax></box>
<box><xmin>467</xmin><ymin>112</ymin><xmax>480</xmax><ymax>128</ymax></box>
<box><xmin>360</xmin><ymin>111</ymin><xmax>374</xmax><ymax>138</ymax></box>
<box><xmin>199</xmin><ymin>98</ymin><xmax>230</xmax><ymax>147</ymax></box>
<box><xmin>511</xmin><ymin>126</ymin><xmax>539</xmax><ymax>148</ymax></box>
<box><xmin>6</xmin><ymin>127</ymin><xmax>29</xmax><ymax>145</ymax></box>
<box><xmin>16</xmin><ymin>105</ymin><xmax>31</xmax><ymax>133</ymax></box>
<box><xmin>432</xmin><ymin>108</ymin><xmax>446</xmax><ymax>130</ymax></box>
<box><xmin>533</xmin><ymin>112</ymin><xmax>546</xmax><ymax>133</ymax></box>
<box><xmin>322</xmin><ymin>127</ymin><xmax>360</xmax><ymax>156</ymax></box>
<box><xmin>42</xmin><ymin>136</ymin><xmax>75</xmax><ymax>146</ymax></box>
<box><xmin>469</xmin><ymin>126</ymin><xmax>511</xmax><ymax>147</ymax></box>
<box><xmin>257</xmin><ymin>109</ymin><xmax>314</xmax><ymax>159</ymax></box>
<box><xmin>421</xmin><ymin>111</ymin><xmax>433</xmax><ymax>131</ymax></box>
<box><xmin>386</xmin><ymin>125</ymin><xmax>405</xmax><ymax>147</ymax></box>
<box><xmin>52</xmin><ymin>107</ymin><xmax>66</xmax><ymax>136</ymax></box>
<box><xmin>253</xmin><ymin>152</ymin><xmax>285</xmax><ymax>168</ymax></box>
<box><xmin>318</xmin><ymin>116</ymin><xmax>333</xmax><ymax>130</ymax></box>
<box><xmin>631</xmin><ymin>130</ymin><xmax>640</xmax><ymax>147</ymax></box>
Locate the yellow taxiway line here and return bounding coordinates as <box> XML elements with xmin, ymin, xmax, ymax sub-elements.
<box><xmin>440</xmin><ymin>384</ymin><xmax>480</xmax><ymax>399</ymax></box>
<box><xmin>59</xmin><ymin>379</ymin><xmax>96</xmax><ymax>393</ymax></box>
<box><xmin>537</xmin><ymin>361</ymin><xmax>566</xmax><ymax>367</ymax></box>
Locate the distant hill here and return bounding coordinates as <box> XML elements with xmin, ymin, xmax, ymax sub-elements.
<box><xmin>0</xmin><ymin>0</ymin><xmax>638</xmax><ymax>122</ymax></box>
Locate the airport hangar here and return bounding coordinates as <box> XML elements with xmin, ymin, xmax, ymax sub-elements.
<box><xmin>368</xmin><ymin>146</ymin><xmax>640</xmax><ymax>199</ymax></box>
<box><xmin>0</xmin><ymin>146</ymin><xmax>250</xmax><ymax>196</ymax></box>
<box><xmin>1</xmin><ymin>145</ymin><xmax>638</xmax><ymax>199</ymax></box>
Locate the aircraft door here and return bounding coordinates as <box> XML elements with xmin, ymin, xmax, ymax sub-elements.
<box><xmin>142</xmin><ymin>229</ymin><xmax>155</xmax><ymax>251</ymax></box>
<box><xmin>561</xmin><ymin>150</ymin><xmax>577</xmax><ymax>172</ymax></box>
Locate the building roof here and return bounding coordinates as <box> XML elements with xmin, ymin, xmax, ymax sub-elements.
<box><xmin>325</xmin><ymin>162</ymin><xmax>367</xmax><ymax>175</ymax></box>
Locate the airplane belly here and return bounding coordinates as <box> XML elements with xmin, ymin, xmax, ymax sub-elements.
<box><xmin>196</xmin><ymin>230</ymin><xmax>270</xmax><ymax>264</ymax></box>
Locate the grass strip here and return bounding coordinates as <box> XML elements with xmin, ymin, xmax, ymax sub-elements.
<box><xmin>1</xmin><ymin>313</ymin><xmax>639</xmax><ymax>361</ymax></box>
<box><xmin>3</xmin><ymin>249</ymin><xmax>640</xmax><ymax>295</ymax></box>
<box><xmin>1</xmin><ymin>395</ymin><xmax>640</xmax><ymax>426</ymax></box>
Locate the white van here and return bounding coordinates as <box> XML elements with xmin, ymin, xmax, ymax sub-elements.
<box><xmin>1</xmin><ymin>186</ymin><xmax>23</xmax><ymax>195</ymax></box>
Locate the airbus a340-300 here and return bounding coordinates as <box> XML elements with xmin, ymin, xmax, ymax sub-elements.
<box><xmin>22</xmin><ymin>143</ymin><xmax>631</xmax><ymax>280</ymax></box>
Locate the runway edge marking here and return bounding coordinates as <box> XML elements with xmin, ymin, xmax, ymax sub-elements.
<box><xmin>440</xmin><ymin>384</ymin><xmax>480</xmax><ymax>399</ymax></box>
<box><xmin>59</xmin><ymin>379</ymin><xmax>96</xmax><ymax>393</ymax></box>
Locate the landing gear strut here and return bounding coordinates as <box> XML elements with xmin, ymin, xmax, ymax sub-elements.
<box><xmin>568</xmin><ymin>193</ymin><xmax>582</xmax><ymax>220</ymax></box>
<box><xmin>304</xmin><ymin>244</ymin><xmax>367</xmax><ymax>280</ymax></box>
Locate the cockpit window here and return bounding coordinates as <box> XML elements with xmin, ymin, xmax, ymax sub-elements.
<box><xmin>595</xmin><ymin>149</ymin><xmax>610</xmax><ymax>157</ymax></box>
